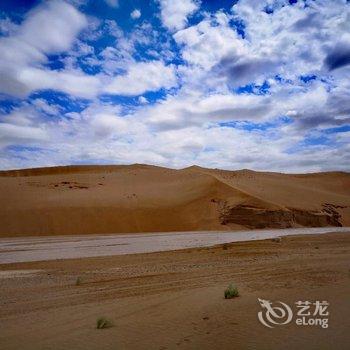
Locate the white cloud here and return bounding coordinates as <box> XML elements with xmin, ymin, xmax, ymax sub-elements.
<box><xmin>90</xmin><ymin>113</ymin><xmax>129</xmax><ymax>139</ymax></box>
<box><xmin>131</xmin><ymin>9</ymin><xmax>141</xmax><ymax>19</ymax></box>
<box><xmin>138</xmin><ymin>96</ymin><xmax>148</xmax><ymax>104</ymax></box>
<box><xmin>0</xmin><ymin>2</ymin><xmax>181</xmax><ymax>99</ymax></box>
<box><xmin>104</xmin><ymin>0</ymin><xmax>119</xmax><ymax>8</ymax></box>
<box><xmin>145</xmin><ymin>92</ymin><xmax>272</xmax><ymax>131</ymax></box>
<box><xmin>158</xmin><ymin>0</ymin><xmax>199</xmax><ymax>31</ymax></box>
<box><xmin>174</xmin><ymin>1</ymin><xmax>350</xmax><ymax>92</ymax></box>
<box><xmin>0</xmin><ymin>17</ymin><xmax>18</xmax><ymax>36</ymax></box>
<box><xmin>18</xmin><ymin>1</ymin><xmax>87</xmax><ymax>53</ymax></box>
<box><xmin>18</xmin><ymin>67</ymin><xmax>102</xmax><ymax>99</ymax></box>
<box><xmin>31</xmin><ymin>99</ymin><xmax>61</xmax><ymax>116</ymax></box>
<box><xmin>0</xmin><ymin>123</ymin><xmax>48</xmax><ymax>149</ymax></box>
<box><xmin>0</xmin><ymin>0</ymin><xmax>88</xmax><ymax>98</ymax></box>
<box><xmin>1</xmin><ymin>0</ymin><xmax>350</xmax><ymax>172</ymax></box>
<box><xmin>0</xmin><ymin>5</ymin><xmax>176</xmax><ymax>99</ymax></box>
<box><xmin>104</xmin><ymin>61</ymin><xmax>177</xmax><ymax>96</ymax></box>
<box><xmin>0</xmin><ymin>1</ymin><xmax>87</xmax><ymax>67</ymax></box>
<box><xmin>1</xmin><ymin>91</ymin><xmax>349</xmax><ymax>172</ymax></box>
<box><xmin>174</xmin><ymin>12</ymin><xmax>246</xmax><ymax>70</ymax></box>
<box><xmin>231</xmin><ymin>0</ymin><xmax>350</xmax><ymax>79</ymax></box>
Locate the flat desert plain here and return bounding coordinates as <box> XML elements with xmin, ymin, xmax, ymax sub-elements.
<box><xmin>0</xmin><ymin>165</ymin><xmax>350</xmax><ymax>349</ymax></box>
<box><xmin>0</xmin><ymin>233</ymin><xmax>349</xmax><ymax>349</ymax></box>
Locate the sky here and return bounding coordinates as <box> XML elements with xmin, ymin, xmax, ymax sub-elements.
<box><xmin>0</xmin><ymin>0</ymin><xmax>349</xmax><ymax>172</ymax></box>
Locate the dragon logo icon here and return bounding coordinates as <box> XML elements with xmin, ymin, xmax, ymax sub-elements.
<box><xmin>258</xmin><ymin>298</ymin><xmax>293</xmax><ymax>328</ymax></box>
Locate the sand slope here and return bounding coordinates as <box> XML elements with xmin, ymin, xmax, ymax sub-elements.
<box><xmin>0</xmin><ymin>164</ymin><xmax>349</xmax><ymax>236</ymax></box>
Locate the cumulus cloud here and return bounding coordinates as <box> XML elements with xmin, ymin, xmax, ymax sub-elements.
<box><xmin>104</xmin><ymin>61</ymin><xmax>177</xmax><ymax>96</ymax></box>
<box><xmin>0</xmin><ymin>17</ymin><xmax>18</xmax><ymax>36</ymax></box>
<box><xmin>0</xmin><ymin>97</ymin><xmax>64</xmax><ymax>140</ymax></box>
<box><xmin>213</xmin><ymin>55</ymin><xmax>278</xmax><ymax>88</ymax></box>
<box><xmin>0</xmin><ymin>1</ymin><xmax>87</xmax><ymax>66</ymax></box>
<box><xmin>226</xmin><ymin>0</ymin><xmax>350</xmax><ymax>83</ymax></box>
<box><xmin>0</xmin><ymin>4</ymin><xmax>178</xmax><ymax>99</ymax></box>
<box><xmin>138</xmin><ymin>96</ymin><xmax>148</xmax><ymax>104</ymax></box>
<box><xmin>158</xmin><ymin>0</ymin><xmax>199</xmax><ymax>31</ymax></box>
<box><xmin>2</xmin><ymin>97</ymin><xmax>347</xmax><ymax>172</ymax></box>
<box><xmin>0</xmin><ymin>123</ymin><xmax>48</xmax><ymax>149</ymax></box>
<box><xmin>145</xmin><ymin>92</ymin><xmax>272</xmax><ymax>131</ymax></box>
<box><xmin>105</xmin><ymin>0</ymin><xmax>119</xmax><ymax>8</ymax></box>
<box><xmin>20</xmin><ymin>67</ymin><xmax>102</xmax><ymax>99</ymax></box>
<box><xmin>289</xmin><ymin>82</ymin><xmax>350</xmax><ymax>129</ymax></box>
<box><xmin>31</xmin><ymin>98</ymin><xmax>61</xmax><ymax>116</ymax></box>
<box><xmin>131</xmin><ymin>9</ymin><xmax>141</xmax><ymax>19</ymax></box>
<box><xmin>0</xmin><ymin>1</ymin><xmax>88</xmax><ymax>98</ymax></box>
<box><xmin>174</xmin><ymin>13</ymin><xmax>245</xmax><ymax>70</ymax></box>
<box><xmin>1</xmin><ymin>0</ymin><xmax>350</xmax><ymax>172</ymax></box>
<box><xmin>18</xmin><ymin>1</ymin><xmax>87</xmax><ymax>53</ymax></box>
<box><xmin>1</xmin><ymin>85</ymin><xmax>349</xmax><ymax>172</ymax></box>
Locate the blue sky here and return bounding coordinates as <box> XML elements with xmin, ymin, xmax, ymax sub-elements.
<box><xmin>0</xmin><ymin>0</ymin><xmax>349</xmax><ymax>172</ymax></box>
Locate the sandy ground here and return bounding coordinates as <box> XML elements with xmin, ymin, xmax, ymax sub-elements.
<box><xmin>0</xmin><ymin>233</ymin><xmax>349</xmax><ymax>349</ymax></box>
<box><xmin>1</xmin><ymin>165</ymin><xmax>349</xmax><ymax>236</ymax></box>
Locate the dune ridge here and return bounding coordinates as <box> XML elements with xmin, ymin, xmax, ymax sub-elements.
<box><xmin>0</xmin><ymin>164</ymin><xmax>349</xmax><ymax>236</ymax></box>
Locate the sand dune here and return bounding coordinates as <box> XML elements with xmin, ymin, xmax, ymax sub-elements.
<box><xmin>0</xmin><ymin>164</ymin><xmax>349</xmax><ymax>236</ymax></box>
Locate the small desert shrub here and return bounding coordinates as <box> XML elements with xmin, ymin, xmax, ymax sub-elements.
<box><xmin>222</xmin><ymin>243</ymin><xmax>229</xmax><ymax>250</ymax></box>
<box><xmin>96</xmin><ymin>317</ymin><xmax>113</xmax><ymax>329</ymax></box>
<box><xmin>75</xmin><ymin>277</ymin><xmax>82</xmax><ymax>286</ymax></box>
<box><xmin>224</xmin><ymin>284</ymin><xmax>239</xmax><ymax>299</ymax></box>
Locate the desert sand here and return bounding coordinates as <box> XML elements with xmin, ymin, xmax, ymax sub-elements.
<box><xmin>1</xmin><ymin>165</ymin><xmax>349</xmax><ymax>349</ymax></box>
<box><xmin>0</xmin><ymin>233</ymin><xmax>349</xmax><ymax>349</ymax></box>
<box><xmin>0</xmin><ymin>164</ymin><xmax>349</xmax><ymax>236</ymax></box>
